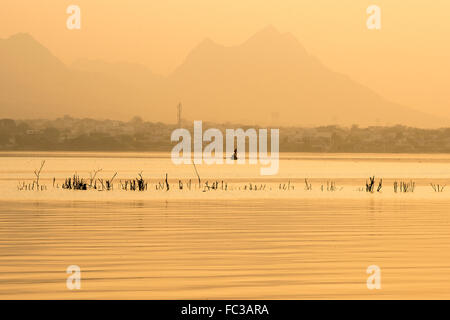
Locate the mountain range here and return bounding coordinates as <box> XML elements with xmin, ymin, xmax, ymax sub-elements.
<box><xmin>0</xmin><ymin>26</ymin><xmax>446</xmax><ymax>127</ymax></box>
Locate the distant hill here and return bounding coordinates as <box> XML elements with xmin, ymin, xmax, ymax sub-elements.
<box><xmin>0</xmin><ymin>28</ymin><xmax>447</xmax><ymax>127</ymax></box>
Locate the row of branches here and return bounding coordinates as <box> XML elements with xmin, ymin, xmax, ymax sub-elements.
<box><xmin>15</xmin><ymin>160</ymin><xmax>450</xmax><ymax>194</ymax></box>
<box><xmin>394</xmin><ymin>180</ymin><xmax>415</xmax><ymax>193</ymax></box>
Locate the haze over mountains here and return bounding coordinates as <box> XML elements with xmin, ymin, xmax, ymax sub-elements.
<box><xmin>0</xmin><ymin>27</ymin><xmax>446</xmax><ymax>127</ymax></box>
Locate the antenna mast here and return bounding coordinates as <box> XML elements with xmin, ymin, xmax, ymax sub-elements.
<box><xmin>177</xmin><ymin>103</ymin><xmax>182</xmax><ymax>127</ymax></box>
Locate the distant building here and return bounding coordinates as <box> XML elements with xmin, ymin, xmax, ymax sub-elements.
<box><xmin>0</xmin><ymin>119</ymin><xmax>15</xmax><ymax>128</ymax></box>
<box><xmin>26</xmin><ymin>129</ymin><xmax>43</xmax><ymax>135</ymax></box>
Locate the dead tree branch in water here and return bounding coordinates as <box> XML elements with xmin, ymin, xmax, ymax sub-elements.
<box><xmin>377</xmin><ymin>179</ymin><xmax>383</xmax><ymax>192</ymax></box>
<box><xmin>365</xmin><ymin>176</ymin><xmax>382</xmax><ymax>193</ymax></box>
<box><xmin>34</xmin><ymin>160</ymin><xmax>46</xmax><ymax>189</ymax></box>
<box><xmin>394</xmin><ymin>180</ymin><xmax>415</xmax><ymax>193</ymax></box>
<box><xmin>104</xmin><ymin>172</ymin><xmax>117</xmax><ymax>190</ymax></box>
<box><xmin>165</xmin><ymin>173</ymin><xmax>170</xmax><ymax>191</ymax></box>
<box><xmin>89</xmin><ymin>168</ymin><xmax>102</xmax><ymax>188</ymax></box>
<box><xmin>304</xmin><ymin>179</ymin><xmax>312</xmax><ymax>191</ymax></box>
<box><xmin>192</xmin><ymin>161</ymin><xmax>201</xmax><ymax>187</ymax></box>
<box><xmin>63</xmin><ymin>173</ymin><xmax>87</xmax><ymax>190</ymax></box>
<box><xmin>137</xmin><ymin>172</ymin><xmax>147</xmax><ymax>191</ymax></box>
<box><xmin>430</xmin><ymin>183</ymin><xmax>445</xmax><ymax>192</ymax></box>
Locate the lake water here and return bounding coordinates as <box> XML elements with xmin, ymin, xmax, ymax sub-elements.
<box><xmin>1</xmin><ymin>152</ymin><xmax>450</xmax><ymax>299</ymax></box>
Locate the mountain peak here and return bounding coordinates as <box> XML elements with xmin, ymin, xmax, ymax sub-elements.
<box><xmin>183</xmin><ymin>37</ymin><xmax>222</xmax><ymax>62</ymax></box>
<box><xmin>257</xmin><ymin>25</ymin><xmax>280</xmax><ymax>35</ymax></box>
<box><xmin>199</xmin><ymin>37</ymin><xmax>216</xmax><ymax>45</ymax></box>
<box><xmin>1</xmin><ymin>32</ymin><xmax>66</xmax><ymax>72</ymax></box>
<box><xmin>195</xmin><ymin>37</ymin><xmax>222</xmax><ymax>50</ymax></box>
<box><xmin>7</xmin><ymin>32</ymin><xmax>36</xmax><ymax>43</ymax></box>
<box><xmin>5</xmin><ymin>32</ymin><xmax>49</xmax><ymax>52</ymax></box>
<box><xmin>246</xmin><ymin>25</ymin><xmax>282</xmax><ymax>42</ymax></box>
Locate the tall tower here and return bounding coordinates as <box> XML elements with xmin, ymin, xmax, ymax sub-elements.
<box><xmin>177</xmin><ymin>103</ymin><xmax>182</xmax><ymax>127</ymax></box>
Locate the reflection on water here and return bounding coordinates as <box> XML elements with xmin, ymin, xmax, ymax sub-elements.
<box><xmin>0</xmin><ymin>153</ymin><xmax>450</xmax><ymax>299</ymax></box>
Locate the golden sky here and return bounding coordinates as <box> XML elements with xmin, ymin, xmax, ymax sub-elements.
<box><xmin>1</xmin><ymin>0</ymin><xmax>449</xmax><ymax>117</ymax></box>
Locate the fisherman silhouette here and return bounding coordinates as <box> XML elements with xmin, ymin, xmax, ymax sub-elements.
<box><xmin>232</xmin><ymin>148</ymin><xmax>238</xmax><ymax>160</ymax></box>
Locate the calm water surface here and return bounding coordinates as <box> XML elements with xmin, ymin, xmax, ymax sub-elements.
<box><xmin>0</xmin><ymin>152</ymin><xmax>450</xmax><ymax>299</ymax></box>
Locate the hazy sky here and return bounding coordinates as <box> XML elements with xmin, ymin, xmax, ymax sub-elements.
<box><xmin>1</xmin><ymin>0</ymin><xmax>449</xmax><ymax>117</ymax></box>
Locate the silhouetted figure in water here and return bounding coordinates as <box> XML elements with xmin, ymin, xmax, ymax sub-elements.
<box><xmin>232</xmin><ymin>148</ymin><xmax>238</xmax><ymax>160</ymax></box>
